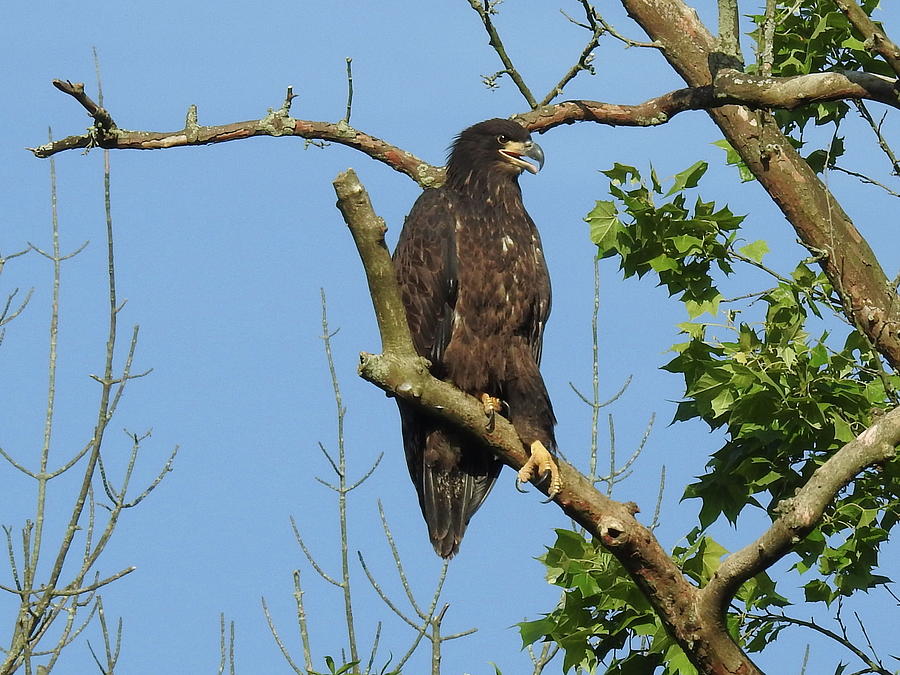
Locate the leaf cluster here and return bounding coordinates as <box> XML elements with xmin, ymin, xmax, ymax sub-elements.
<box><xmin>587</xmin><ymin>162</ymin><xmax>744</xmax><ymax>318</ymax></box>
<box><xmin>750</xmin><ymin>0</ymin><xmax>889</xmax><ymax>169</ymax></box>
<box><xmin>609</xmin><ymin>160</ymin><xmax>900</xmax><ymax>605</ymax></box>
<box><xmin>527</xmin><ymin>160</ymin><xmax>900</xmax><ymax>670</ymax></box>
<box><xmin>519</xmin><ymin>529</ymin><xmax>788</xmax><ymax>673</ymax></box>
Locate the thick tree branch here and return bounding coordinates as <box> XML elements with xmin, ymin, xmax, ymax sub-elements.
<box><xmin>621</xmin><ymin>0</ymin><xmax>900</xmax><ymax>375</ymax></box>
<box><xmin>834</xmin><ymin>0</ymin><xmax>900</xmax><ymax>79</ymax></box>
<box><xmin>702</xmin><ymin>405</ymin><xmax>900</xmax><ymax>630</ymax></box>
<box><xmin>516</xmin><ymin>69</ymin><xmax>899</xmax><ymax>132</ymax></box>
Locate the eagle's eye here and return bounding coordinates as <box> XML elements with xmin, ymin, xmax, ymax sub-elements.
<box><xmin>497</xmin><ymin>134</ymin><xmax>509</xmax><ymax>145</ymax></box>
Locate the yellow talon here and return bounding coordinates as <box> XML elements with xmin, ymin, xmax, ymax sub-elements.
<box><xmin>481</xmin><ymin>393</ymin><xmax>502</xmax><ymax>415</ymax></box>
<box><xmin>517</xmin><ymin>440</ymin><xmax>561</xmax><ymax>498</ymax></box>
<box><xmin>481</xmin><ymin>393</ymin><xmax>503</xmax><ymax>431</ymax></box>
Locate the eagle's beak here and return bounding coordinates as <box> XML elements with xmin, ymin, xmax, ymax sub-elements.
<box><xmin>499</xmin><ymin>139</ymin><xmax>545</xmax><ymax>174</ymax></box>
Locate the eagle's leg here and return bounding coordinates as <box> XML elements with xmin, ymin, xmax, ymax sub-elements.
<box><xmin>481</xmin><ymin>393</ymin><xmax>503</xmax><ymax>432</ymax></box>
<box><xmin>517</xmin><ymin>440</ymin><xmax>561</xmax><ymax>498</ymax></box>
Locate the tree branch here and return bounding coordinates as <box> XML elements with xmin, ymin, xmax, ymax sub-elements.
<box><xmin>34</xmin><ymin>67</ymin><xmax>899</xmax><ymax>177</ymax></box>
<box><xmin>29</xmin><ymin>82</ymin><xmax>444</xmax><ymax>187</ymax></box>
<box><xmin>466</xmin><ymin>0</ymin><xmax>538</xmax><ymax>108</ymax></box>
<box><xmin>517</xmin><ymin>69</ymin><xmax>900</xmax><ymax>132</ymax></box>
<box><xmin>702</xmin><ymin>405</ymin><xmax>900</xmax><ymax>626</ymax></box>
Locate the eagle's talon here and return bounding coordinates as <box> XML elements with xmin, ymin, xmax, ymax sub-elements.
<box><xmin>515</xmin><ymin>477</ymin><xmax>530</xmax><ymax>494</ymax></box>
<box><xmin>481</xmin><ymin>393</ymin><xmax>503</xmax><ymax>432</ymax></box>
<box><xmin>517</xmin><ymin>440</ymin><xmax>561</xmax><ymax>499</ymax></box>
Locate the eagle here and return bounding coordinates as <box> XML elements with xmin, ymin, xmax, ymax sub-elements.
<box><xmin>392</xmin><ymin>118</ymin><xmax>561</xmax><ymax>558</ymax></box>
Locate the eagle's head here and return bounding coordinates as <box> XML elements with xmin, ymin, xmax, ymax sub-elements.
<box><xmin>446</xmin><ymin>119</ymin><xmax>545</xmax><ymax>190</ymax></box>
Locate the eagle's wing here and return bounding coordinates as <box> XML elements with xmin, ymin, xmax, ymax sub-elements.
<box><xmin>393</xmin><ymin>188</ymin><xmax>458</xmax><ymax>372</ymax></box>
<box><xmin>393</xmin><ymin>188</ymin><xmax>501</xmax><ymax>557</ymax></box>
<box><xmin>527</xmin><ymin>212</ymin><xmax>552</xmax><ymax>367</ymax></box>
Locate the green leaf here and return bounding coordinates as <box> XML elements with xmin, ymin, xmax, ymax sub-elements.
<box><xmin>671</xmin><ymin>234</ymin><xmax>703</xmax><ymax>254</ymax></box>
<box><xmin>649</xmin><ymin>254</ymin><xmax>680</xmax><ymax>272</ymax></box>
<box><xmin>685</xmin><ymin>295</ymin><xmax>722</xmax><ymax>319</ymax></box>
<box><xmin>666</xmin><ymin>160</ymin><xmax>708</xmax><ymax>195</ymax></box>
<box><xmin>586</xmin><ymin>200</ymin><xmax>622</xmax><ymax>253</ymax></box>
<box><xmin>650</xmin><ymin>164</ymin><xmax>663</xmax><ymax>193</ymax></box>
<box><xmin>601</xmin><ymin>163</ymin><xmax>642</xmax><ymax>185</ymax></box>
<box><xmin>808</xmin><ymin>343</ymin><xmax>829</xmax><ymax>368</ymax></box>
<box><xmin>518</xmin><ymin>617</ymin><xmax>556</xmax><ymax>646</ymax></box>
<box><xmin>738</xmin><ymin>239</ymin><xmax>770</xmax><ymax>263</ymax></box>
<box><xmin>713</xmin><ymin>139</ymin><xmax>754</xmax><ymax>182</ymax></box>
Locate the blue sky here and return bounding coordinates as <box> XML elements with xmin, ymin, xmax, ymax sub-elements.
<box><xmin>3</xmin><ymin>1</ymin><xmax>899</xmax><ymax>673</ymax></box>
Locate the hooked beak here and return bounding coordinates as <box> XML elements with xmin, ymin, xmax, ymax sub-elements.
<box><xmin>499</xmin><ymin>139</ymin><xmax>545</xmax><ymax>174</ymax></box>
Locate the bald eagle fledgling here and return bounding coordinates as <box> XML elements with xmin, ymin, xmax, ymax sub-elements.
<box><xmin>393</xmin><ymin>119</ymin><xmax>560</xmax><ymax>558</ymax></box>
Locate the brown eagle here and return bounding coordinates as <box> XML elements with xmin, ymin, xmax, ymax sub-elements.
<box><xmin>393</xmin><ymin>119</ymin><xmax>560</xmax><ymax>558</ymax></box>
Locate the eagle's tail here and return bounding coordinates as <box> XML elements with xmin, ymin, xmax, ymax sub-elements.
<box><xmin>398</xmin><ymin>403</ymin><xmax>502</xmax><ymax>557</ymax></box>
<box><xmin>422</xmin><ymin>454</ymin><xmax>500</xmax><ymax>558</ymax></box>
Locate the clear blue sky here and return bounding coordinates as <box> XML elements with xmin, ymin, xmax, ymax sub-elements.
<box><xmin>3</xmin><ymin>2</ymin><xmax>899</xmax><ymax>673</ymax></box>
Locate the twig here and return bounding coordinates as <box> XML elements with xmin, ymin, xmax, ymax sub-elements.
<box><xmin>854</xmin><ymin>100</ymin><xmax>900</xmax><ymax>176</ymax></box>
<box><xmin>320</xmin><ymin>290</ymin><xmax>359</xmax><ymax>666</ymax></box>
<box><xmin>262</xmin><ymin>599</ymin><xmax>303</xmax><ymax>675</ymax></box>
<box><xmin>529</xmin><ymin>641</ymin><xmax>560</xmax><ymax>674</ymax></box>
<box><xmin>280</xmin><ymin>85</ymin><xmax>297</xmax><ymax>115</ymax></box>
<box><xmin>50</xmin><ymin>80</ymin><xmax>116</xmax><ymax>132</ymax></box>
<box><xmin>540</xmin><ymin>3</ymin><xmax>604</xmax><ymax>105</ymax></box>
<box><xmin>292</xmin><ymin>570</ymin><xmax>313</xmax><ymax>672</ymax></box>
<box><xmin>343</xmin><ymin>58</ymin><xmax>354</xmax><ymax>124</ymax></box>
<box><xmin>358</xmin><ymin>502</ymin><xmax>462</xmax><ymax>673</ymax></box>
<box><xmin>649</xmin><ymin>465</ymin><xmax>666</xmax><ymax>531</ymax></box>
<box><xmin>747</xmin><ymin>612</ymin><xmax>891</xmax><ymax>674</ymax></box>
<box><xmin>832</xmin><ymin>164</ymin><xmax>900</xmax><ymax>197</ymax></box>
<box><xmin>290</xmin><ymin>517</ymin><xmax>340</xmax><ymax>587</ymax></box>
<box><xmin>590</xmin><ymin>7</ymin><xmax>660</xmax><ymax>49</ymax></box>
<box><xmin>466</xmin><ymin>0</ymin><xmax>538</xmax><ymax>108</ymax></box>
<box><xmin>0</xmin><ymin>286</ymin><xmax>33</xmax><ymax>330</ymax></box>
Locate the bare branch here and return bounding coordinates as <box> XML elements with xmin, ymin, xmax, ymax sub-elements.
<box><xmin>289</xmin><ymin>516</ymin><xmax>340</xmax><ymax>587</ymax></box>
<box><xmin>832</xmin><ymin>164</ymin><xmax>900</xmax><ymax>197</ymax></box>
<box><xmin>30</xmin><ymin>84</ymin><xmax>444</xmax><ymax>187</ymax></box>
<box><xmin>748</xmin><ymin>612</ymin><xmax>892</xmax><ymax>675</ymax></box>
<box><xmin>855</xmin><ymin>100</ymin><xmax>900</xmax><ymax>175</ymax></box>
<box><xmin>51</xmin><ymin>80</ymin><xmax>116</xmax><ymax>132</ymax></box>
<box><xmin>261</xmin><ymin>599</ymin><xmax>303</xmax><ymax>675</ymax></box>
<box><xmin>342</xmin><ymin>58</ymin><xmax>354</xmax><ymax>124</ymax></box>
<box><xmin>466</xmin><ymin>0</ymin><xmax>538</xmax><ymax>108</ymax></box>
<box><xmin>517</xmin><ymin>70</ymin><xmax>900</xmax><ymax>135</ymax></box>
